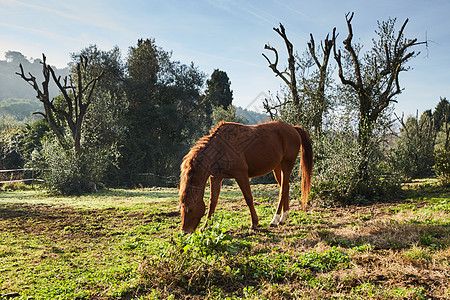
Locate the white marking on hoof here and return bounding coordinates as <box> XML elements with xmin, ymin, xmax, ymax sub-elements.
<box><xmin>270</xmin><ymin>214</ymin><xmax>281</xmax><ymax>227</ymax></box>
<box><xmin>279</xmin><ymin>210</ymin><xmax>289</xmax><ymax>225</ymax></box>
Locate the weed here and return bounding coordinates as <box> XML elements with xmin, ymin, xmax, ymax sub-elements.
<box><xmin>296</xmin><ymin>247</ymin><xmax>350</xmax><ymax>272</ymax></box>
<box><xmin>403</xmin><ymin>246</ymin><xmax>433</xmax><ymax>264</ymax></box>
<box><xmin>179</xmin><ymin>219</ymin><xmax>230</xmax><ymax>257</ymax></box>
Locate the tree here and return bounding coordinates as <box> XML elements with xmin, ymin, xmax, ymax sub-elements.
<box><xmin>263</xmin><ymin>24</ymin><xmax>299</xmax><ymax>106</ymax></box>
<box><xmin>17</xmin><ymin>54</ymin><xmax>104</xmax><ymax>156</ymax></box>
<box><xmin>120</xmin><ymin>39</ymin><xmax>207</xmax><ymax>186</ymax></box>
<box><xmin>389</xmin><ymin>111</ymin><xmax>435</xmax><ymax>179</ymax></box>
<box><xmin>333</xmin><ymin>13</ymin><xmax>419</xmax><ymax>181</ymax></box>
<box><xmin>263</xmin><ymin>24</ymin><xmax>335</xmax><ymax>134</ymax></box>
<box><xmin>17</xmin><ymin>48</ymin><xmax>124</xmax><ymax>194</ymax></box>
<box><xmin>306</xmin><ymin>31</ymin><xmax>335</xmax><ymax>134</ymax></box>
<box><xmin>433</xmin><ymin>97</ymin><xmax>450</xmax><ymax>150</ymax></box>
<box><xmin>203</xmin><ymin>69</ymin><xmax>233</xmax><ymax>109</ymax></box>
<box><xmin>0</xmin><ymin>51</ymin><xmax>68</xmax><ymax>102</ymax></box>
<box><xmin>5</xmin><ymin>51</ymin><xmax>26</xmax><ymax>63</ymax></box>
<box><xmin>211</xmin><ymin>105</ymin><xmax>246</xmax><ymax>126</ymax></box>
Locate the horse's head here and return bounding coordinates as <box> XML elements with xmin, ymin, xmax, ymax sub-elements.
<box><xmin>179</xmin><ymin>185</ymin><xmax>205</xmax><ymax>233</ymax></box>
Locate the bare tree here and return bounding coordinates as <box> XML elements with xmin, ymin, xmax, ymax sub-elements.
<box><xmin>263</xmin><ymin>23</ymin><xmax>335</xmax><ymax>133</ymax></box>
<box><xmin>263</xmin><ymin>23</ymin><xmax>299</xmax><ymax>106</ymax></box>
<box><xmin>306</xmin><ymin>31</ymin><xmax>335</xmax><ymax>133</ymax></box>
<box><xmin>17</xmin><ymin>54</ymin><xmax>104</xmax><ymax>156</ymax></box>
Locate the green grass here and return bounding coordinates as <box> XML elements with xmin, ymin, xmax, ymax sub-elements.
<box><xmin>0</xmin><ymin>182</ymin><xmax>449</xmax><ymax>299</ymax></box>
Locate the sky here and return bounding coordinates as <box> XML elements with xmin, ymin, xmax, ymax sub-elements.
<box><xmin>0</xmin><ymin>0</ymin><xmax>449</xmax><ymax>117</ymax></box>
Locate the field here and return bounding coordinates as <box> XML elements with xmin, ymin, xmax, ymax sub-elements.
<box><xmin>0</xmin><ymin>182</ymin><xmax>449</xmax><ymax>299</ymax></box>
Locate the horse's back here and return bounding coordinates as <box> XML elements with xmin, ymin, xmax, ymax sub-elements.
<box><xmin>244</xmin><ymin>121</ymin><xmax>301</xmax><ymax>177</ymax></box>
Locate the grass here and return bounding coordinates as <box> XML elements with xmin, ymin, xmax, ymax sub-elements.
<box><xmin>0</xmin><ymin>182</ymin><xmax>449</xmax><ymax>299</ymax></box>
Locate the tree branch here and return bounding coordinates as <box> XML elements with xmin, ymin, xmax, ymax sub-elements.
<box><xmin>263</xmin><ymin>23</ymin><xmax>299</xmax><ymax>105</ymax></box>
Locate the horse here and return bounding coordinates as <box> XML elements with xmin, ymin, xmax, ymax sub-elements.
<box><xmin>179</xmin><ymin>120</ymin><xmax>313</xmax><ymax>233</ymax></box>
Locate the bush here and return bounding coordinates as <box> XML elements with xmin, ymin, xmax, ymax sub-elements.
<box><xmin>387</xmin><ymin>113</ymin><xmax>435</xmax><ymax>179</ymax></box>
<box><xmin>435</xmin><ymin>148</ymin><xmax>450</xmax><ymax>183</ymax></box>
<box><xmin>28</xmin><ymin>136</ymin><xmax>103</xmax><ymax>195</ymax></box>
<box><xmin>309</xmin><ymin>124</ymin><xmax>401</xmax><ymax>205</ymax></box>
<box><xmin>310</xmin><ymin>129</ymin><xmax>362</xmax><ymax>203</ymax></box>
<box><xmin>29</xmin><ymin>139</ymin><xmax>89</xmax><ymax>195</ymax></box>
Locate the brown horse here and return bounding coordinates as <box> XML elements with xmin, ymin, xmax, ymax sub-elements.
<box><xmin>179</xmin><ymin>121</ymin><xmax>313</xmax><ymax>233</ymax></box>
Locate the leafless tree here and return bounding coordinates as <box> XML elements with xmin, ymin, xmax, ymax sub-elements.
<box><xmin>263</xmin><ymin>23</ymin><xmax>299</xmax><ymax>106</ymax></box>
<box><xmin>17</xmin><ymin>54</ymin><xmax>104</xmax><ymax>155</ymax></box>
<box><xmin>333</xmin><ymin>12</ymin><xmax>420</xmax><ymax>179</ymax></box>
<box><xmin>306</xmin><ymin>31</ymin><xmax>335</xmax><ymax>133</ymax></box>
<box><xmin>263</xmin><ymin>24</ymin><xmax>335</xmax><ymax>133</ymax></box>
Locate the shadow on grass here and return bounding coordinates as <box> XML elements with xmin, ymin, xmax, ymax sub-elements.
<box><xmin>95</xmin><ymin>188</ymin><xmax>178</xmax><ymax>200</ymax></box>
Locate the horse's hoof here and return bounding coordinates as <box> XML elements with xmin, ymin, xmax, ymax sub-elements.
<box><xmin>269</xmin><ymin>222</ymin><xmax>278</xmax><ymax>227</ymax></box>
<box><xmin>250</xmin><ymin>225</ymin><xmax>259</xmax><ymax>232</ymax></box>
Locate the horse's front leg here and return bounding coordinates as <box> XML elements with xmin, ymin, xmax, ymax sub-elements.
<box><xmin>201</xmin><ymin>176</ymin><xmax>223</xmax><ymax>230</ymax></box>
<box><xmin>235</xmin><ymin>175</ymin><xmax>259</xmax><ymax>230</ymax></box>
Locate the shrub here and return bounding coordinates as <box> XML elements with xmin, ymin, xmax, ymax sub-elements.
<box><xmin>310</xmin><ymin>129</ymin><xmax>362</xmax><ymax>203</ymax></box>
<box><xmin>178</xmin><ymin>220</ymin><xmax>230</xmax><ymax>257</ymax></box>
<box><xmin>28</xmin><ymin>136</ymin><xmax>104</xmax><ymax>195</ymax></box>
<box><xmin>435</xmin><ymin>148</ymin><xmax>450</xmax><ymax>183</ymax></box>
<box><xmin>308</xmin><ymin>121</ymin><xmax>402</xmax><ymax>206</ymax></box>
<box><xmin>29</xmin><ymin>139</ymin><xmax>89</xmax><ymax>195</ymax></box>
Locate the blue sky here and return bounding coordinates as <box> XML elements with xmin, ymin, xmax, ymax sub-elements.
<box><xmin>1</xmin><ymin>0</ymin><xmax>449</xmax><ymax>116</ymax></box>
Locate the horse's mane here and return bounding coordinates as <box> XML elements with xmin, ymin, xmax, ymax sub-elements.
<box><xmin>180</xmin><ymin>121</ymin><xmax>227</xmax><ymax>193</ymax></box>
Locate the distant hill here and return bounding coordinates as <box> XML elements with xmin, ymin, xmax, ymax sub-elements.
<box><xmin>0</xmin><ymin>98</ymin><xmax>42</xmax><ymax>120</ymax></box>
<box><xmin>236</xmin><ymin>106</ymin><xmax>269</xmax><ymax>124</ymax></box>
<box><xmin>0</xmin><ymin>51</ymin><xmax>69</xmax><ymax>107</ymax></box>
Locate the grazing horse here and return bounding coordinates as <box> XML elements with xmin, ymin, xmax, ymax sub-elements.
<box><xmin>179</xmin><ymin>121</ymin><xmax>313</xmax><ymax>233</ymax></box>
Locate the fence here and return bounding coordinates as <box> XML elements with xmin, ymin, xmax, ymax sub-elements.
<box><xmin>0</xmin><ymin>168</ymin><xmax>43</xmax><ymax>184</ymax></box>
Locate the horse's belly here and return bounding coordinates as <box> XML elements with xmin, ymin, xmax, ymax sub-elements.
<box><xmin>245</xmin><ymin>146</ymin><xmax>283</xmax><ymax>178</ymax></box>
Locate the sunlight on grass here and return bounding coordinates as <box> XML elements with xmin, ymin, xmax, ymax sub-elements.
<box><xmin>0</xmin><ymin>182</ymin><xmax>449</xmax><ymax>299</ymax></box>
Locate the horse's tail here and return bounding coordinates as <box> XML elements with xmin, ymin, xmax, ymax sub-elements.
<box><xmin>294</xmin><ymin>126</ymin><xmax>313</xmax><ymax>211</ymax></box>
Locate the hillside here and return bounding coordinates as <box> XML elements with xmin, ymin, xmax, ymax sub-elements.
<box><xmin>0</xmin><ymin>98</ymin><xmax>42</xmax><ymax>120</ymax></box>
<box><xmin>0</xmin><ymin>51</ymin><xmax>69</xmax><ymax>109</ymax></box>
<box><xmin>236</xmin><ymin>106</ymin><xmax>269</xmax><ymax>124</ymax></box>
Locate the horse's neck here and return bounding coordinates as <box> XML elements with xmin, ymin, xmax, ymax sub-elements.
<box><xmin>188</xmin><ymin>163</ymin><xmax>210</xmax><ymax>189</ymax></box>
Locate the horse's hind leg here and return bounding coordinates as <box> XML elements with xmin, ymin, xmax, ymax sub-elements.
<box><xmin>279</xmin><ymin>161</ymin><xmax>295</xmax><ymax>225</ymax></box>
<box><xmin>270</xmin><ymin>166</ymin><xmax>283</xmax><ymax>227</ymax></box>
<box><xmin>235</xmin><ymin>175</ymin><xmax>259</xmax><ymax>230</ymax></box>
<box><xmin>270</xmin><ymin>163</ymin><xmax>293</xmax><ymax>226</ymax></box>
<box><xmin>202</xmin><ymin>176</ymin><xmax>223</xmax><ymax>230</ymax></box>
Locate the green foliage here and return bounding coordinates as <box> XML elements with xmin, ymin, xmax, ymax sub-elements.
<box><xmin>235</xmin><ymin>106</ymin><xmax>268</xmax><ymax>124</ymax></box>
<box><xmin>0</xmin><ymin>122</ymin><xmax>24</xmax><ymax>170</ymax></box>
<box><xmin>433</xmin><ymin>97</ymin><xmax>450</xmax><ymax>135</ymax></box>
<box><xmin>204</xmin><ymin>69</ymin><xmax>233</xmax><ymax>109</ymax></box>
<box><xmin>434</xmin><ymin>148</ymin><xmax>450</xmax><ymax>183</ymax></box>
<box><xmin>388</xmin><ymin>111</ymin><xmax>436</xmax><ymax>179</ymax></box>
<box><xmin>211</xmin><ymin>104</ymin><xmax>246</xmax><ymax>126</ymax></box>
<box><xmin>311</xmin><ymin>124</ymin><xmax>362</xmax><ymax>203</ymax></box>
<box><xmin>0</xmin><ymin>98</ymin><xmax>42</xmax><ymax>120</ymax></box>
<box><xmin>29</xmin><ymin>137</ymin><xmax>91</xmax><ymax>195</ymax></box>
<box><xmin>296</xmin><ymin>247</ymin><xmax>350</xmax><ymax>272</ymax></box>
<box><xmin>120</xmin><ymin>38</ymin><xmax>208</xmax><ymax>186</ymax></box>
<box><xmin>310</xmin><ymin>116</ymin><xmax>401</xmax><ymax>205</ymax></box>
<box><xmin>179</xmin><ymin>220</ymin><xmax>230</xmax><ymax>257</ymax></box>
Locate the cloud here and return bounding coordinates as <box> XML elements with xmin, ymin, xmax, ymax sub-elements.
<box><xmin>0</xmin><ymin>21</ymin><xmax>75</xmax><ymax>41</ymax></box>
<box><xmin>0</xmin><ymin>0</ymin><xmax>127</xmax><ymax>35</ymax></box>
